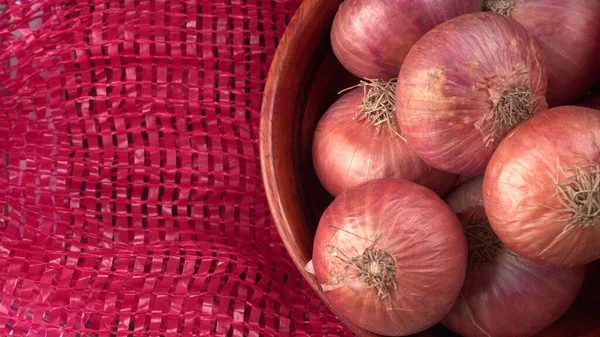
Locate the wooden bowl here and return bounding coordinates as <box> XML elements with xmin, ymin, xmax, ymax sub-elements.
<box><xmin>259</xmin><ymin>0</ymin><xmax>600</xmax><ymax>336</ymax></box>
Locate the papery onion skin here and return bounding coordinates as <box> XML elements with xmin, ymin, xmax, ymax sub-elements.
<box><xmin>312</xmin><ymin>179</ymin><xmax>467</xmax><ymax>336</ymax></box>
<box><xmin>331</xmin><ymin>0</ymin><xmax>483</xmax><ymax>80</ymax></box>
<box><xmin>486</xmin><ymin>0</ymin><xmax>600</xmax><ymax>107</ymax></box>
<box><xmin>483</xmin><ymin>106</ymin><xmax>600</xmax><ymax>267</ymax></box>
<box><xmin>443</xmin><ymin>176</ymin><xmax>586</xmax><ymax>337</ymax></box>
<box><xmin>312</xmin><ymin>87</ymin><xmax>457</xmax><ymax>197</ymax></box>
<box><xmin>396</xmin><ymin>12</ymin><xmax>548</xmax><ymax>175</ymax></box>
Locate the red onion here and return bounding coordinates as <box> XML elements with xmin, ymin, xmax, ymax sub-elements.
<box><xmin>485</xmin><ymin>0</ymin><xmax>600</xmax><ymax>106</ymax></box>
<box><xmin>312</xmin><ymin>81</ymin><xmax>457</xmax><ymax>197</ymax></box>
<box><xmin>331</xmin><ymin>0</ymin><xmax>483</xmax><ymax>80</ymax></box>
<box><xmin>396</xmin><ymin>12</ymin><xmax>548</xmax><ymax>175</ymax></box>
<box><xmin>484</xmin><ymin>106</ymin><xmax>600</xmax><ymax>267</ymax></box>
<box><xmin>443</xmin><ymin>176</ymin><xmax>586</xmax><ymax>337</ymax></box>
<box><xmin>312</xmin><ymin>179</ymin><xmax>467</xmax><ymax>336</ymax></box>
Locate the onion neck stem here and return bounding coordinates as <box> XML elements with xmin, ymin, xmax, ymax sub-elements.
<box><xmin>484</xmin><ymin>0</ymin><xmax>516</xmax><ymax>17</ymax></box>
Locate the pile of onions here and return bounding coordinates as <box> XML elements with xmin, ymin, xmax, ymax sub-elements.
<box><xmin>312</xmin><ymin>80</ymin><xmax>457</xmax><ymax>197</ymax></box>
<box><xmin>307</xmin><ymin>1</ymin><xmax>600</xmax><ymax>335</ymax></box>
<box><xmin>331</xmin><ymin>0</ymin><xmax>483</xmax><ymax>79</ymax></box>
<box><xmin>484</xmin><ymin>0</ymin><xmax>600</xmax><ymax>107</ymax></box>
<box><xmin>396</xmin><ymin>12</ymin><xmax>548</xmax><ymax>175</ymax></box>
<box><xmin>484</xmin><ymin>106</ymin><xmax>600</xmax><ymax>267</ymax></box>
<box><xmin>311</xmin><ymin>179</ymin><xmax>467</xmax><ymax>336</ymax></box>
<box><xmin>443</xmin><ymin>176</ymin><xmax>585</xmax><ymax>337</ymax></box>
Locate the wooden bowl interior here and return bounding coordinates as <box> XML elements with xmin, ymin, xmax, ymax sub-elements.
<box><xmin>260</xmin><ymin>0</ymin><xmax>600</xmax><ymax>336</ymax></box>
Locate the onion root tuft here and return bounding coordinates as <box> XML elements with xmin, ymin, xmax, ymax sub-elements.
<box><xmin>340</xmin><ymin>78</ymin><xmax>405</xmax><ymax>140</ymax></box>
<box><xmin>324</xmin><ymin>243</ymin><xmax>397</xmax><ymax>301</ymax></box>
<box><xmin>477</xmin><ymin>84</ymin><xmax>533</xmax><ymax>146</ymax></box>
<box><xmin>464</xmin><ymin>212</ymin><xmax>503</xmax><ymax>274</ymax></box>
<box><xmin>553</xmin><ymin>161</ymin><xmax>600</xmax><ymax>227</ymax></box>
<box><xmin>484</xmin><ymin>0</ymin><xmax>515</xmax><ymax>17</ymax></box>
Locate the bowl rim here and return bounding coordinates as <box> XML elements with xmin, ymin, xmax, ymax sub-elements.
<box><xmin>258</xmin><ymin>0</ymin><xmax>380</xmax><ymax>336</ymax></box>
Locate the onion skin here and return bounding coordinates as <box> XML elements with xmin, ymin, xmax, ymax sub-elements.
<box><xmin>313</xmin><ymin>179</ymin><xmax>467</xmax><ymax>336</ymax></box>
<box><xmin>492</xmin><ymin>0</ymin><xmax>600</xmax><ymax>107</ymax></box>
<box><xmin>483</xmin><ymin>106</ymin><xmax>600</xmax><ymax>267</ymax></box>
<box><xmin>331</xmin><ymin>0</ymin><xmax>483</xmax><ymax>80</ymax></box>
<box><xmin>443</xmin><ymin>176</ymin><xmax>586</xmax><ymax>337</ymax></box>
<box><xmin>396</xmin><ymin>12</ymin><xmax>548</xmax><ymax>175</ymax></box>
<box><xmin>312</xmin><ymin>88</ymin><xmax>458</xmax><ymax>197</ymax></box>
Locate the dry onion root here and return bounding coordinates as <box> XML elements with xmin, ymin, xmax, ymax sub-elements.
<box><xmin>322</xmin><ymin>240</ymin><xmax>398</xmax><ymax>302</ymax></box>
<box><xmin>475</xmin><ymin>84</ymin><xmax>534</xmax><ymax>146</ymax></box>
<box><xmin>462</xmin><ymin>215</ymin><xmax>504</xmax><ymax>276</ymax></box>
<box><xmin>341</xmin><ymin>78</ymin><xmax>404</xmax><ymax>139</ymax></box>
<box><xmin>307</xmin><ymin>229</ymin><xmax>400</xmax><ymax>302</ymax></box>
<box><xmin>551</xmin><ymin>161</ymin><xmax>600</xmax><ymax>227</ymax></box>
<box><xmin>484</xmin><ymin>0</ymin><xmax>515</xmax><ymax>17</ymax></box>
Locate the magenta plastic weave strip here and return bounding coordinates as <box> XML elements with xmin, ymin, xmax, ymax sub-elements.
<box><xmin>0</xmin><ymin>0</ymin><xmax>353</xmax><ymax>335</ymax></box>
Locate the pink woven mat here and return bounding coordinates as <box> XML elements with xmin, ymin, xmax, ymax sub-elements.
<box><xmin>0</xmin><ymin>0</ymin><xmax>352</xmax><ymax>335</ymax></box>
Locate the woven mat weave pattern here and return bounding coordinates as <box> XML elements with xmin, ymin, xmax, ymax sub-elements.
<box><xmin>0</xmin><ymin>1</ymin><xmax>352</xmax><ymax>335</ymax></box>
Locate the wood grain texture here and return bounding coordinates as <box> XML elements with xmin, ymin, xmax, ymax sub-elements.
<box><xmin>259</xmin><ymin>0</ymin><xmax>600</xmax><ymax>336</ymax></box>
